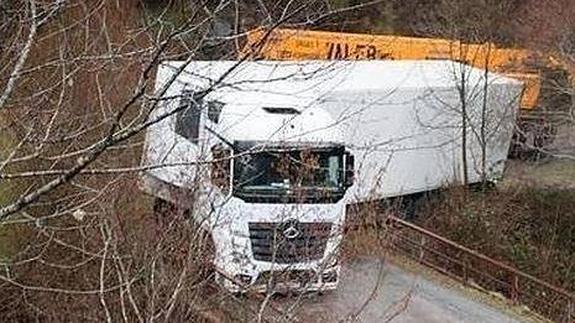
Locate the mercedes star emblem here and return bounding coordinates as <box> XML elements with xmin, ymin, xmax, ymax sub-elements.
<box><xmin>282</xmin><ymin>223</ymin><xmax>300</xmax><ymax>240</ymax></box>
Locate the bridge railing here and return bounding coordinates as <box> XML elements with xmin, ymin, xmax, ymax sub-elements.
<box><xmin>384</xmin><ymin>215</ymin><xmax>574</xmax><ymax>323</ymax></box>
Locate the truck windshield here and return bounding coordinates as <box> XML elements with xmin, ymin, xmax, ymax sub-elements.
<box><xmin>233</xmin><ymin>143</ymin><xmax>346</xmax><ymax>203</ymax></box>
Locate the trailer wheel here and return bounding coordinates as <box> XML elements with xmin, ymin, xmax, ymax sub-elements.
<box><xmin>511</xmin><ymin>117</ymin><xmax>557</xmax><ymax>161</ymax></box>
<box><xmin>468</xmin><ymin>181</ymin><xmax>496</xmax><ymax>192</ymax></box>
<box><xmin>532</xmin><ymin>123</ymin><xmax>557</xmax><ymax>160</ymax></box>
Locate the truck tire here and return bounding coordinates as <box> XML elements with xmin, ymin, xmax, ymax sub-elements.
<box><xmin>152</xmin><ymin>198</ymin><xmax>216</xmax><ymax>282</ymax></box>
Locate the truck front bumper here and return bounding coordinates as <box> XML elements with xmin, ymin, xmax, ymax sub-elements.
<box><xmin>215</xmin><ymin>265</ymin><xmax>340</xmax><ymax>294</ymax></box>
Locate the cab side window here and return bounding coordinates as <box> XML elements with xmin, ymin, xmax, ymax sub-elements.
<box><xmin>207</xmin><ymin>100</ymin><xmax>224</xmax><ymax>123</ymax></box>
<box><xmin>175</xmin><ymin>91</ymin><xmax>201</xmax><ymax>143</ymax></box>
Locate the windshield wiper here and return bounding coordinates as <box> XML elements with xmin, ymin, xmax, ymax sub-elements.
<box><xmin>240</xmin><ymin>185</ymin><xmax>284</xmax><ymax>191</ymax></box>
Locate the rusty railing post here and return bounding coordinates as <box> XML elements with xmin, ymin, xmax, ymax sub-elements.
<box><xmin>463</xmin><ymin>255</ymin><xmax>468</xmax><ymax>283</ymax></box>
<box><xmin>568</xmin><ymin>297</ymin><xmax>573</xmax><ymax>323</ymax></box>
<box><xmin>510</xmin><ymin>274</ymin><xmax>519</xmax><ymax>305</ymax></box>
<box><xmin>419</xmin><ymin>235</ymin><xmax>426</xmax><ymax>262</ymax></box>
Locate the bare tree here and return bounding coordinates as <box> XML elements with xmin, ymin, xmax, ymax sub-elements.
<box><xmin>411</xmin><ymin>0</ymin><xmax>528</xmax><ymax>184</ymax></box>
<box><xmin>0</xmin><ymin>1</ymin><xmax>393</xmax><ymax>321</ymax></box>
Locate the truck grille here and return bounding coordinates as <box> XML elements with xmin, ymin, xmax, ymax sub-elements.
<box><xmin>255</xmin><ymin>269</ymin><xmax>317</xmax><ymax>286</ymax></box>
<box><xmin>248</xmin><ymin>221</ymin><xmax>332</xmax><ymax>264</ymax></box>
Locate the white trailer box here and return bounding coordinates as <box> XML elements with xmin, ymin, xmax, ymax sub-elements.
<box><xmin>141</xmin><ymin>60</ymin><xmax>521</xmax><ymax>292</ymax></box>
<box><xmin>311</xmin><ymin>61</ymin><xmax>521</xmax><ymax>201</ymax></box>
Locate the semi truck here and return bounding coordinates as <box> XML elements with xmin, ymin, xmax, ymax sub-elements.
<box><xmin>243</xmin><ymin>28</ymin><xmax>571</xmax><ymax>157</ymax></box>
<box><xmin>140</xmin><ymin>60</ymin><xmax>521</xmax><ymax>293</ymax></box>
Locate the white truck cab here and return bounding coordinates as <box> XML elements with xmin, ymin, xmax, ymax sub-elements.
<box><xmin>141</xmin><ymin>62</ymin><xmax>355</xmax><ymax>292</ymax></box>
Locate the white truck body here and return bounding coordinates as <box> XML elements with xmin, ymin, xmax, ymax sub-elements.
<box><xmin>140</xmin><ymin>60</ymin><xmax>521</xmax><ymax>292</ymax></box>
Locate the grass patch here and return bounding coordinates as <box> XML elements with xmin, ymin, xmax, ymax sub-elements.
<box><xmin>504</xmin><ymin>158</ymin><xmax>575</xmax><ymax>189</ymax></box>
<box><xmin>416</xmin><ymin>185</ymin><xmax>575</xmax><ymax>292</ymax></box>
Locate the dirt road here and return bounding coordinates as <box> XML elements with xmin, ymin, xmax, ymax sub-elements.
<box><xmin>271</xmin><ymin>258</ymin><xmax>528</xmax><ymax>322</ymax></box>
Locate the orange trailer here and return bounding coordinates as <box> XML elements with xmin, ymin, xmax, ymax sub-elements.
<box><xmin>243</xmin><ymin>28</ymin><xmax>542</xmax><ymax>110</ymax></box>
<box><xmin>243</xmin><ymin>28</ymin><xmax>572</xmax><ymax>157</ymax></box>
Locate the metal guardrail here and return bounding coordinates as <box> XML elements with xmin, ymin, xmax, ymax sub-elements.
<box><xmin>384</xmin><ymin>216</ymin><xmax>574</xmax><ymax>323</ymax></box>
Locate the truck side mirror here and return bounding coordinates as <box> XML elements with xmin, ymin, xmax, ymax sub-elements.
<box><xmin>211</xmin><ymin>145</ymin><xmax>232</xmax><ymax>194</ymax></box>
<box><xmin>344</xmin><ymin>152</ymin><xmax>355</xmax><ymax>188</ymax></box>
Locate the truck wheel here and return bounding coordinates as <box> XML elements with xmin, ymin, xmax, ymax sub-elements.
<box><xmin>153</xmin><ymin>198</ymin><xmax>216</xmax><ymax>283</ymax></box>
<box><xmin>196</xmin><ymin>229</ymin><xmax>216</xmax><ymax>280</ymax></box>
<box><xmin>153</xmin><ymin>197</ymin><xmax>177</xmax><ymax>218</ymax></box>
<box><xmin>394</xmin><ymin>192</ymin><xmax>431</xmax><ymax>220</ymax></box>
<box><xmin>469</xmin><ymin>181</ymin><xmax>496</xmax><ymax>192</ymax></box>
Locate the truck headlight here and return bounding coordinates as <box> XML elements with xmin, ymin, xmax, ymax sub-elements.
<box><xmin>321</xmin><ymin>269</ymin><xmax>338</xmax><ymax>283</ymax></box>
<box><xmin>234</xmin><ymin>274</ymin><xmax>253</xmax><ymax>286</ymax></box>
